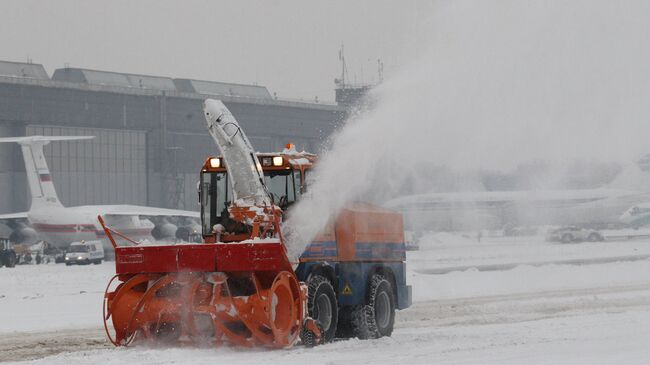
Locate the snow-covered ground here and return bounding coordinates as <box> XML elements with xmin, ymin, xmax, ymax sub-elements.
<box><xmin>0</xmin><ymin>262</ymin><xmax>113</xmax><ymax>333</ymax></box>
<box><xmin>2</xmin><ymin>233</ymin><xmax>650</xmax><ymax>363</ymax></box>
<box><xmin>410</xmin><ymin>231</ymin><xmax>650</xmax><ymax>271</ymax></box>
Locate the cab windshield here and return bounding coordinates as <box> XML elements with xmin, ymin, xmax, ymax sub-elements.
<box><xmin>265</xmin><ymin>170</ymin><xmax>302</xmax><ymax>208</ymax></box>
<box><xmin>68</xmin><ymin>245</ymin><xmax>89</xmax><ymax>253</ymax></box>
<box><xmin>200</xmin><ymin>169</ymin><xmax>302</xmax><ymax>235</ymax></box>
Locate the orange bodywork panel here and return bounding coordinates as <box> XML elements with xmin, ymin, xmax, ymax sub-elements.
<box><xmin>304</xmin><ymin>203</ymin><xmax>405</xmax><ymax>263</ymax></box>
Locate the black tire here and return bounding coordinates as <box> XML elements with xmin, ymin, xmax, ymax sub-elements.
<box><xmin>560</xmin><ymin>234</ymin><xmax>573</xmax><ymax>243</ymax></box>
<box><xmin>306</xmin><ymin>274</ymin><xmax>338</xmax><ymax>343</ymax></box>
<box><xmin>4</xmin><ymin>251</ymin><xmax>17</xmax><ymax>268</ymax></box>
<box><xmin>93</xmin><ymin>259</ymin><xmax>102</xmax><ymax>265</ymax></box>
<box><xmin>588</xmin><ymin>233</ymin><xmax>602</xmax><ymax>242</ymax></box>
<box><xmin>65</xmin><ymin>262</ymin><xmax>72</xmax><ymax>266</ymax></box>
<box><xmin>299</xmin><ymin>321</ymin><xmax>323</xmax><ymax>347</ymax></box>
<box><xmin>352</xmin><ymin>275</ymin><xmax>395</xmax><ymax>339</ymax></box>
<box><xmin>175</xmin><ymin>226</ymin><xmax>191</xmax><ymax>242</ymax></box>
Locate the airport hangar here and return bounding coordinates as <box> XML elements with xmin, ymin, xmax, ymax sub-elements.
<box><xmin>0</xmin><ymin>60</ymin><xmax>347</xmax><ymax>215</ymax></box>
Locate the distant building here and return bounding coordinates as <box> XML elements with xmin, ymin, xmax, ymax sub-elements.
<box><xmin>0</xmin><ymin>60</ymin><xmax>346</xmax><ymax>213</ymax></box>
<box><xmin>335</xmin><ymin>83</ymin><xmax>373</xmax><ymax>107</ymax></box>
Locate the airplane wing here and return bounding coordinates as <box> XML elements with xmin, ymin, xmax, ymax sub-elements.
<box><xmin>73</xmin><ymin>205</ymin><xmax>199</xmax><ymax>219</ymax></box>
<box><xmin>0</xmin><ymin>212</ymin><xmax>29</xmax><ymax>221</ymax></box>
<box><xmin>0</xmin><ymin>136</ymin><xmax>94</xmax><ymax>143</ymax></box>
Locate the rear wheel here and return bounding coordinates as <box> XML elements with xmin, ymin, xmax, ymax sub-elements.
<box><xmin>352</xmin><ymin>275</ymin><xmax>395</xmax><ymax>339</ymax></box>
<box><xmin>94</xmin><ymin>259</ymin><xmax>102</xmax><ymax>265</ymax></box>
<box><xmin>561</xmin><ymin>234</ymin><xmax>573</xmax><ymax>243</ymax></box>
<box><xmin>306</xmin><ymin>275</ymin><xmax>338</xmax><ymax>343</ymax></box>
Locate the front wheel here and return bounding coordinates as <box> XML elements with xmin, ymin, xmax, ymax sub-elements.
<box><xmin>352</xmin><ymin>275</ymin><xmax>395</xmax><ymax>339</ymax></box>
<box><xmin>3</xmin><ymin>252</ymin><xmax>17</xmax><ymax>268</ymax></box>
<box><xmin>306</xmin><ymin>274</ymin><xmax>338</xmax><ymax>343</ymax></box>
<box><xmin>588</xmin><ymin>233</ymin><xmax>602</xmax><ymax>242</ymax></box>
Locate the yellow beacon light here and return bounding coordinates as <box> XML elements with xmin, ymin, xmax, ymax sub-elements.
<box><xmin>209</xmin><ymin>158</ymin><xmax>221</xmax><ymax>168</ymax></box>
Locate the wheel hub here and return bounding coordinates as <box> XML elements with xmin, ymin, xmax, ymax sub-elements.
<box><xmin>316</xmin><ymin>293</ymin><xmax>332</xmax><ymax>331</ymax></box>
<box><xmin>375</xmin><ymin>291</ymin><xmax>390</xmax><ymax>329</ymax></box>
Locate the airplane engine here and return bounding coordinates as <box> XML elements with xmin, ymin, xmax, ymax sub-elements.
<box><xmin>150</xmin><ymin>222</ymin><xmax>177</xmax><ymax>240</ymax></box>
<box><xmin>9</xmin><ymin>226</ymin><xmax>38</xmax><ymax>244</ymax></box>
<box><xmin>175</xmin><ymin>223</ymin><xmax>201</xmax><ymax>241</ymax></box>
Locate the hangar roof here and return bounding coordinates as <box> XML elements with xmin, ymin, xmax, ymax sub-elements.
<box><xmin>174</xmin><ymin>79</ymin><xmax>272</xmax><ymax>99</ymax></box>
<box><xmin>51</xmin><ymin>67</ymin><xmax>271</xmax><ymax>99</ymax></box>
<box><xmin>52</xmin><ymin>67</ymin><xmax>177</xmax><ymax>91</ymax></box>
<box><xmin>0</xmin><ymin>60</ymin><xmax>49</xmax><ymax>79</ymax></box>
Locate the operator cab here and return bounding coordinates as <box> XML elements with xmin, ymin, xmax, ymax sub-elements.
<box><xmin>199</xmin><ymin>145</ymin><xmax>315</xmax><ymax>237</ymax></box>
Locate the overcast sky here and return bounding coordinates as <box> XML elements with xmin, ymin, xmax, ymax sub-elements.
<box><xmin>0</xmin><ymin>0</ymin><xmax>437</xmax><ymax>102</ymax></box>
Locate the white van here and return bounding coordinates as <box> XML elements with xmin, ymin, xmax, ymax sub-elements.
<box><xmin>65</xmin><ymin>240</ymin><xmax>104</xmax><ymax>265</ymax></box>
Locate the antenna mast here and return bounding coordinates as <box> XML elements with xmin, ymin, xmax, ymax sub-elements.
<box><xmin>336</xmin><ymin>44</ymin><xmax>348</xmax><ymax>88</ymax></box>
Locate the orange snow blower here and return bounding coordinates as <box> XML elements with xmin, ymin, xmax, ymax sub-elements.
<box><xmin>100</xmin><ymin>99</ymin><xmax>321</xmax><ymax>348</ymax></box>
<box><xmin>100</xmin><ymin>210</ymin><xmax>319</xmax><ymax>348</ymax></box>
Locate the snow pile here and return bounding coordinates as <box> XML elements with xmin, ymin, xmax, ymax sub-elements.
<box><xmin>284</xmin><ymin>0</ymin><xmax>650</xmax><ymax>259</ymax></box>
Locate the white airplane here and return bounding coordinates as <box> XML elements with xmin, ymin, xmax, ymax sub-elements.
<box><xmin>385</xmin><ymin>188</ymin><xmax>650</xmax><ymax>231</ymax></box>
<box><xmin>0</xmin><ymin>136</ymin><xmax>199</xmax><ymax>251</ymax></box>
<box><xmin>619</xmin><ymin>203</ymin><xmax>650</xmax><ymax>228</ymax></box>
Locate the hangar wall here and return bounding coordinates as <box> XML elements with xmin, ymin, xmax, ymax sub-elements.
<box><xmin>0</xmin><ymin>61</ymin><xmax>346</xmax><ymax>213</ymax></box>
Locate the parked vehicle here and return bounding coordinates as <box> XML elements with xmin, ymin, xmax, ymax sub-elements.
<box><xmin>545</xmin><ymin>226</ymin><xmax>604</xmax><ymax>243</ymax></box>
<box><xmin>65</xmin><ymin>240</ymin><xmax>104</xmax><ymax>265</ymax></box>
<box><xmin>0</xmin><ymin>238</ymin><xmax>17</xmax><ymax>268</ymax></box>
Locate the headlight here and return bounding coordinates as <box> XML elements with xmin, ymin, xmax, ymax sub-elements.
<box><xmin>65</xmin><ymin>257</ymin><xmax>69</xmax><ymax>260</ymax></box>
<box><xmin>209</xmin><ymin>158</ymin><xmax>221</xmax><ymax>168</ymax></box>
<box><xmin>78</xmin><ymin>256</ymin><xmax>83</xmax><ymax>260</ymax></box>
<box><xmin>272</xmin><ymin>156</ymin><xmax>283</xmax><ymax>166</ymax></box>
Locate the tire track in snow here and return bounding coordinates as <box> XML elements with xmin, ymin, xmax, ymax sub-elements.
<box><xmin>0</xmin><ymin>327</ymin><xmax>108</xmax><ymax>363</ymax></box>
<box><xmin>398</xmin><ymin>281</ymin><xmax>650</xmax><ymax>328</ymax></box>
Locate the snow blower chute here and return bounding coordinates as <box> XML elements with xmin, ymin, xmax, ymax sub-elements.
<box><xmin>100</xmin><ymin>99</ymin><xmax>320</xmax><ymax>348</ymax></box>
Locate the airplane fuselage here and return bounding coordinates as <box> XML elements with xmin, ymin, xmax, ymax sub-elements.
<box><xmin>387</xmin><ymin>189</ymin><xmax>650</xmax><ymax>231</ymax></box>
<box><xmin>27</xmin><ymin>205</ymin><xmax>154</xmax><ymax>249</ymax></box>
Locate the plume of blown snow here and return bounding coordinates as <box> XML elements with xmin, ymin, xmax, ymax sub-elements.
<box><xmin>285</xmin><ymin>0</ymin><xmax>650</xmax><ymax>260</ymax></box>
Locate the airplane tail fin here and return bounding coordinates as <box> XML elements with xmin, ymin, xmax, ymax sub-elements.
<box><xmin>0</xmin><ymin>136</ymin><xmax>94</xmax><ymax>209</ymax></box>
